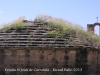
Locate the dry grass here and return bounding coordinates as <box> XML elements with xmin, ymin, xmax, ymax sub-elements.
<box><xmin>0</xmin><ymin>15</ymin><xmax>100</xmax><ymax>48</ymax></box>
<box><xmin>0</xmin><ymin>16</ymin><xmax>25</xmax><ymax>32</ymax></box>
<box><xmin>35</xmin><ymin>14</ymin><xmax>100</xmax><ymax>48</ymax></box>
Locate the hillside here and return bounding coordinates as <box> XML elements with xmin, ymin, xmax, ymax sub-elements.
<box><xmin>0</xmin><ymin>15</ymin><xmax>100</xmax><ymax>49</ymax></box>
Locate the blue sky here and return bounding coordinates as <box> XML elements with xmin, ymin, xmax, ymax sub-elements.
<box><xmin>0</xmin><ymin>0</ymin><xmax>100</xmax><ymax>35</ymax></box>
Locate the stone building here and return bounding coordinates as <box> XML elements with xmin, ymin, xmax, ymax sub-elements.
<box><xmin>87</xmin><ymin>22</ymin><xmax>100</xmax><ymax>35</ymax></box>
<box><xmin>0</xmin><ymin>20</ymin><xmax>100</xmax><ymax>75</ymax></box>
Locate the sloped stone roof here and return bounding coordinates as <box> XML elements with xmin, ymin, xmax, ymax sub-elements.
<box><xmin>0</xmin><ymin>20</ymin><xmax>98</xmax><ymax>49</ymax></box>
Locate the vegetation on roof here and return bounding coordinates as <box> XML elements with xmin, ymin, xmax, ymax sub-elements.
<box><xmin>35</xmin><ymin>14</ymin><xmax>100</xmax><ymax>48</ymax></box>
<box><xmin>0</xmin><ymin>14</ymin><xmax>100</xmax><ymax>48</ymax></box>
<box><xmin>0</xmin><ymin>16</ymin><xmax>25</xmax><ymax>32</ymax></box>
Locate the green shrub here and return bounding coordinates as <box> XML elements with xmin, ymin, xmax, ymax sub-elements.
<box><xmin>1</xmin><ymin>16</ymin><xmax>25</xmax><ymax>32</ymax></box>
<box><xmin>12</xmin><ymin>21</ymin><xmax>25</xmax><ymax>30</ymax></box>
<box><xmin>34</xmin><ymin>14</ymin><xmax>100</xmax><ymax>47</ymax></box>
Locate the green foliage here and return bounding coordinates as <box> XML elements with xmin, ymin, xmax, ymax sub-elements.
<box><xmin>28</xmin><ymin>35</ymin><xmax>32</xmax><ymax>40</ymax></box>
<box><xmin>47</xmin><ymin>30</ymin><xmax>62</xmax><ymax>38</ymax></box>
<box><xmin>35</xmin><ymin>14</ymin><xmax>100</xmax><ymax>47</ymax></box>
<box><xmin>1</xmin><ymin>16</ymin><xmax>25</xmax><ymax>32</ymax></box>
<box><xmin>27</xmin><ymin>34</ymin><xmax>32</xmax><ymax>46</ymax></box>
<box><xmin>35</xmin><ymin>14</ymin><xmax>84</xmax><ymax>37</ymax></box>
<box><xmin>1</xmin><ymin>15</ymin><xmax>100</xmax><ymax>48</ymax></box>
<box><xmin>3</xmin><ymin>25</ymin><xmax>11</xmax><ymax>32</ymax></box>
<box><xmin>12</xmin><ymin>21</ymin><xmax>25</xmax><ymax>30</ymax></box>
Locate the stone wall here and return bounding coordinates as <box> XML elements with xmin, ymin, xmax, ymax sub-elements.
<box><xmin>87</xmin><ymin>23</ymin><xmax>100</xmax><ymax>34</ymax></box>
<box><xmin>0</xmin><ymin>48</ymin><xmax>100</xmax><ymax>75</ymax></box>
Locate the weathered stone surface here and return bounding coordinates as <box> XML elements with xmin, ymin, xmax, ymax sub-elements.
<box><xmin>0</xmin><ymin>48</ymin><xmax>99</xmax><ymax>75</ymax></box>
<box><xmin>0</xmin><ymin>21</ymin><xmax>99</xmax><ymax>75</ymax></box>
<box><xmin>87</xmin><ymin>23</ymin><xmax>100</xmax><ymax>34</ymax></box>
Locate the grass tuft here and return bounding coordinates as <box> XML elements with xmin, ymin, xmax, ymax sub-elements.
<box><xmin>1</xmin><ymin>16</ymin><xmax>25</xmax><ymax>32</ymax></box>
<box><xmin>35</xmin><ymin>14</ymin><xmax>100</xmax><ymax>48</ymax></box>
